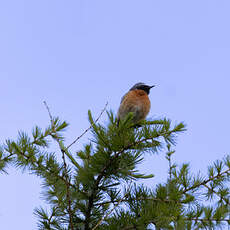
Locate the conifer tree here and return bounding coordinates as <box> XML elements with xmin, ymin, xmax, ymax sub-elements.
<box><xmin>1</xmin><ymin>103</ymin><xmax>230</xmax><ymax>229</ymax></box>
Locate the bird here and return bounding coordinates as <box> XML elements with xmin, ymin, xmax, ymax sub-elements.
<box><xmin>117</xmin><ymin>82</ymin><xmax>155</xmax><ymax>125</ymax></box>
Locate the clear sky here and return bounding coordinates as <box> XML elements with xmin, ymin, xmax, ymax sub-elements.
<box><xmin>0</xmin><ymin>1</ymin><xmax>230</xmax><ymax>229</ymax></box>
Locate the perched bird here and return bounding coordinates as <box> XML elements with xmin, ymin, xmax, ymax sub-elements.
<box><xmin>117</xmin><ymin>82</ymin><xmax>155</xmax><ymax>125</ymax></box>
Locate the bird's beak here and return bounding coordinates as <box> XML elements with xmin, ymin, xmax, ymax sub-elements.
<box><xmin>149</xmin><ymin>85</ymin><xmax>155</xmax><ymax>88</ymax></box>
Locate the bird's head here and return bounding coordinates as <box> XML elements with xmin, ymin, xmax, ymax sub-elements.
<box><xmin>129</xmin><ymin>82</ymin><xmax>155</xmax><ymax>95</ymax></box>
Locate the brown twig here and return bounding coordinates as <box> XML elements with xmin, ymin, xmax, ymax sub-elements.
<box><xmin>43</xmin><ymin>101</ymin><xmax>74</xmax><ymax>230</ymax></box>
<box><xmin>95</xmin><ymin>196</ymin><xmax>183</xmax><ymax>207</ymax></box>
<box><xmin>43</xmin><ymin>101</ymin><xmax>53</xmax><ymax>124</ymax></box>
<box><xmin>61</xmin><ymin>146</ymin><xmax>74</xmax><ymax>230</ymax></box>
<box><xmin>67</xmin><ymin>102</ymin><xmax>108</xmax><ymax>150</ymax></box>
<box><xmin>203</xmin><ymin>184</ymin><xmax>230</xmax><ymax>205</ymax></box>
<box><xmin>183</xmin><ymin>168</ymin><xmax>230</xmax><ymax>194</ymax></box>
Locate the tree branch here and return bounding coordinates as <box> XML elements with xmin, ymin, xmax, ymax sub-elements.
<box><xmin>95</xmin><ymin>196</ymin><xmax>183</xmax><ymax>207</ymax></box>
<box><xmin>43</xmin><ymin>101</ymin><xmax>74</xmax><ymax>230</ymax></box>
<box><xmin>84</xmin><ymin>128</ymin><xmax>178</xmax><ymax>229</ymax></box>
<box><xmin>67</xmin><ymin>102</ymin><xmax>108</xmax><ymax>150</ymax></box>
<box><xmin>92</xmin><ymin>183</ymin><xmax>132</xmax><ymax>230</ymax></box>
<box><xmin>183</xmin><ymin>168</ymin><xmax>230</xmax><ymax>194</ymax></box>
<box><xmin>203</xmin><ymin>183</ymin><xmax>230</xmax><ymax>206</ymax></box>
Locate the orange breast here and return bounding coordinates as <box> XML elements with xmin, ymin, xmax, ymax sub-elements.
<box><xmin>118</xmin><ymin>89</ymin><xmax>151</xmax><ymax>123</ymax></box>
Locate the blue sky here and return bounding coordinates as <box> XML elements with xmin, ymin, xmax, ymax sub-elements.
<box><xmin>0</xmin><ymin>1</ymin><xmax>230</xmax><ymax>229</ymax></box>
